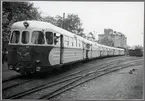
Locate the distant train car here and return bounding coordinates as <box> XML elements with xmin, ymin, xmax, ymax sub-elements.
<box><xmin>128</xmin><ymin>48</ymin><xmax>143</xmax><ymax>57</ymax></box>
<box><xmin>7</xmin><ymin>20</ymin><xmax>125</xmax><ymax>75</ymax></box>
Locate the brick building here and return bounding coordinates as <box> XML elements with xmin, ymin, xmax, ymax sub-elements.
<box><xmin>98</xmin><ymin>28</ymin><xmax>127</xmax><ymax>48</ymax></box>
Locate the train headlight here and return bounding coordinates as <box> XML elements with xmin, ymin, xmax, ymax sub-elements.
<box><xmin>23</xmin><ymin>21</ymin><xmax>29</xmax><ymax>28</ymax></box>
<box><xmin>16</xmin><ymin>67</ymin><xmax>20</xmax><ymax>71</ymax></box>
<box><xmin>35</xmin><ymin>60</ymin><xmax>40</xmax><ymax>63</ymax></box>
<box><xmin>36</xmin><ymin>67</ymin><xmax>41</xmax><ymax>72</ymax></box>
<box><xmin>8</xmin><ymin>65</ymin><xmax>13</xmax><ymax>70</ymax></box>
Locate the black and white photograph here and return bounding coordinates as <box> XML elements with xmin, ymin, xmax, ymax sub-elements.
<box><xmin>2</xmin><ymin>1</ymin><xmax>144</xmax><ymax>100</ymax></box>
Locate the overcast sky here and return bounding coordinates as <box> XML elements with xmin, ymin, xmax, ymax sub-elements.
<box><xmin>31</xmin><ymin>1</ymin><xmax>144</xmax><ymax>47</ymax></box>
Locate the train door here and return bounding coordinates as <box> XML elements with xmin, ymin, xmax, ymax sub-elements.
<box><xmin>99</xmin><ymin>46</ymin><xmax>101</xmax><ymax>57</ymax></box>
<box><xmin>83</xmin><ymin>42</ymin><xmax>86</xmax><ymax>59</ymax></box>
<box><xmin>90</xmin><ymin>44</ymin><xmax>92</xmax><ymax>58</ymax></box>
<box><xmin>113</xmin><ymin>49</ymin><xmax>115</xmax><ymax>56</ymax></box>
<box><xmin>96</xmin><ymin>46</ymin><xmax>99</xmax><ymax>57</ymax></box>
<box><xmin>49</xmin><ymin>33</ymin><xmax>61</xmax><ymax>66</ymax></box>
<box><xmin>100</xmin><ymin>47</ymin><xmax>102</xmax><ymax>57</ymax></box>
<box><xmin>60</xmin><ymin>35</ymin><xmax>64</xmax><ymax>64</ymax></box>
<box><xmin>86</xmin><ymin>43</ymin><xmax>90</xmax><ymax>59</ymax></box>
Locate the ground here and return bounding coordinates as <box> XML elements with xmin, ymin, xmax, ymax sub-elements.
<box><xmin>2</xmin><ymin>56</ymin><xmax>144</xmax><ymax>100</ymax></box>
<box><xmin>2</xmin><ymin>62</ymin><xmax>20</xmax><ymax>80</ymax></box>
<box><xmin>52</xmin><ymin>65</ymin><xmax>143</xmax><ymax>100</ymax></box>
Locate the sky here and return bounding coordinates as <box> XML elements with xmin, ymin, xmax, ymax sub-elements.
<box><xmin>31</xmin><ymin>1</ymin><xmax>144</xmax><ymax>47</ymax></box>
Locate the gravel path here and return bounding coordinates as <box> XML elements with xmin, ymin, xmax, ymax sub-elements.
<box><xmin>51</xmin><ymin>64</ymin><xmax>143</xmax><ymax>100</ymax></box>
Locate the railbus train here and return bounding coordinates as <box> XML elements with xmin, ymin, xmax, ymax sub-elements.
<box><xmin>7</xmin><ymin>20</ymin><xmax>125</xmax><ymax>75</ymax></box>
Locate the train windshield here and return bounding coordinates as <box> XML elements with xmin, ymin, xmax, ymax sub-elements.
<box><xmin>21</xmin><ymin>31</ymin><xmax>29</xmax><ymax>44</ymax></box>
<box><xmin>10</xmin><ymin>31</ymin><xmax>20</xmax><ymax>43</ymax></box>
<box><xmin>31</xmin><ymin>31</ymin><xmax>45</xmax><ymax>44</ymax></box>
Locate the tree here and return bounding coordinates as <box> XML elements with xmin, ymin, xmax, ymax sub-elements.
<box><xmin>41</xmin><ymin>14</ymin><xmax>84</xmax><ymax>37</ymax></box>
<box><xmin>41</xmin><ymin>15</ymin><xmax>57</xmax><ymax>25</ymax></box>
<box><xmin>2</xmin><ymin>2</ymin><xmax>41</xmax><ymax>48</ymax></box>
<box><xmin>55</xmin><ymin>15</ymin><xmax>63</xmax><ymax>28</ymax></box>
<box><xmin>134</xmin><ymin>45</ymin><xmax>143</xmax><ymax>50</ymax></box>
<box><xmin>65</xmin><ymin>14</ymin><xmax>84</xmax><ymax>34</ymax></box>
<box><xmin>55</xmin><ymin>14</ymin><xmax>84</xmax><ymax>35</ymax></box>
<box><xmin>78</xmin><ymin>32</ymin><xmax>86</xmax><ymax>38</ymax></box>
<box><xmin>87</xmin><ymin>32</ymin><xmax>96</xmax><ymax>41</ymax></box>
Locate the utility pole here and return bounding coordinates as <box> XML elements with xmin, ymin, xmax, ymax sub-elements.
<box><xmin>62</xmin><ymin>13</ymin><xmax>65</xmax><ymax>29</ymax></box>
<box><xmin>94</xmin><ymin>31</ymin><xmax>95</xmax><ymax>35</ymax></box>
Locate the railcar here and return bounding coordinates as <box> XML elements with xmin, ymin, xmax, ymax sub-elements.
<box><xmin>128</xmin><ymin>48</ymin><xmax>143</xmax><ymax>57</ymax></box>
<box><xmin>7</xmin><ymin>20</ymin><xmax>125</xmax><ymax>75</ymax></box>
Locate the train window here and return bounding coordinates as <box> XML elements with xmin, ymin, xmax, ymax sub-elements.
<box><xmin>74</xmin><ymin>38</ymin><xmax>76</xmax><ymax>47</ymax></box>
<box><xmin>83</xmin><ymin>42</ymin><xmax>86</xmax><ymax>48</ymax></box>
<box><xmin>10</xmin><ymin>31</ymin><xmax>20</xmax><ymax>43</ymax></box>
<box><xmin>64</xmin><ymin>41</ymin><xmax>67</xmax><ymax>46</ymax></box>
<box><xmin>80</xmin><ymin>41</ymin><xmax>83</xmax><ymax>47</ymax></box>
<box><xmin>78</xmin><ymin>40</ymin><xmax>80</xmax><ymax>47</ymax></box>
<box><xmin>54</xmin><ymin>33</ymin><xmax>60</xmax><ymax>45</ymax></box>
<box><xmin>77</xmin><ymin>39</ymin><xmax>80</xmax><ymax>47</ymax></box>
<box><xmin>69</xmin><ymin>37</ymin><xmax>73</xmax><ymax>46</ymax></box>
<box><xmin>31</xmin><ymin>31</ymin><xmax>45</xmax><ymax>44</ymax></box>
<box><xmin>72</xmin><ymin>38</ymin><xmax>74</xmax><ymax>46</ymax></box>
<box><xmin>76</xmin><ymin>39</ymin><xmax>77</xmax><ymax>47</ymax></box>
<box><xmin>79</xmin><ymin>40</ymin><xmax>81</xmax><ymax>47</ymax></box>
<box><xmin>64</xmin><ymin>35</ymin><xmax>69</xmax><ymax>40</ymax></box>
<box><xmin>45</xmin><ymin>32</ymin><xmax>53</xmax><ymax>45</ymax></box>
<box><xmin>21</xmin><ymin>31</ymin><xmax>29</xmax><ymax>44</ymax></box>
<box><xmin>64</xmin><ymin>36</ymin><xmax>69</xmax><ymax>46</ymax></box>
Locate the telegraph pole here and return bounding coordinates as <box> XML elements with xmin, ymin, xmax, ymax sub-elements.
<box><xmin>62</xmin><ymin>13</ymin><xmax>65</xmax><ymax>29</ymax></box>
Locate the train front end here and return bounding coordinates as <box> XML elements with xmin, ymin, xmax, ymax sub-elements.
<box><xmin>8</xmin><ymin>21</ymin><xmax>54</xmax><ymax>74</ymax></box>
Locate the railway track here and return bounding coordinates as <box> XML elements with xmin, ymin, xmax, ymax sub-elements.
<box><xmin>20</xmin><ymin>60</ymin><xmax>143</xmax><ymax>99</ymax></box>
<box><xmin>39</xmin><ymin>63</ymin><xmax>143</xmax><ymax>100</ymax></box>
<box><xmin>2</xmin><ymin>56</ymin><xmax>123</xmax><ymax>90</ymax></box>
<box><xmin>2</xmin><ymin>75</ymin><xmax>22</xmax><ymax>83</ymax></box>
<box><xmin>2</xmin><ymin>56</ymin><xmax>137</xmax><ymax>92</ymax></box>
<box><xmin>3</xmin><ymin>57</ymin><xmax>142</xmax><ymax>98</ymax></box>
<box><xmin>3</xmin><ymin>57</ymin><xmax>143</xmax><ymax>99</ymax></box>
<box><xmin>3</xmin><ymin>58</ymin><xmax>120</xmax><ymax>99</ymax></box>
<box><xmin>2</xmin><ymin>78</ymin><xmax>35</xmax><ymax>90</ymax></box>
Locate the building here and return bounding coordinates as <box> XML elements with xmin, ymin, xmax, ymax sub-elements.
<box><xmin>98</xmin><ymin>28</ymin><xmax>127</xmax><ymax>48</ymax></box>
<box><xmin>104</xmin><ymin>28</ymin><xmax>113</xmax><ymax>35</ymax></box>
<box><xmin>113</xmin><ymin>32</ymin><xmax>127</xmax><ymax>48</ymax></box>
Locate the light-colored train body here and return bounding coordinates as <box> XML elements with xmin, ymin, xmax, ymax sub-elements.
<box><xmin>8</xmin><ymin>20</ymin><xmax>125</xmax><ymax>74</ymax></box>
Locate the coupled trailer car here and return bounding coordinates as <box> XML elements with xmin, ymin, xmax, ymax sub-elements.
<box><xmin>8</xmin><ymin>20</ymin><xmax>125</xmax><ymax>75</ymax></box>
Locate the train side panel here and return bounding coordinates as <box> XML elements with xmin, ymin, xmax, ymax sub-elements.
<box><xmin>63</xmin><ymin>47</ymin><xmax>84</xmax><ymax>63</ymax></box>
<box><xmin>91</xmin><ymin>48</ymin><xmax>100</xmax><ymax>58</ymax></box>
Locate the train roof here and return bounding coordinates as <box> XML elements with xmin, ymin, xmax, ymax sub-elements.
<box><xmin>11</xmin><ymin>20</ymin><xmax>92</xmax><ymax>43</ymax></box>
<box><xmin>96</xmin><ymin>43</ymin><xmax>124</xmax><ymax>50</ymax></box>
<box><xmin>11</xmin><ymin>20</ymin><xmax>124</xmax><ymax>50</ymax></box>
<box><xmin>11</xmin><ymin>20</ymin><xmax>72</xmax><ymax>36</ymax></box>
